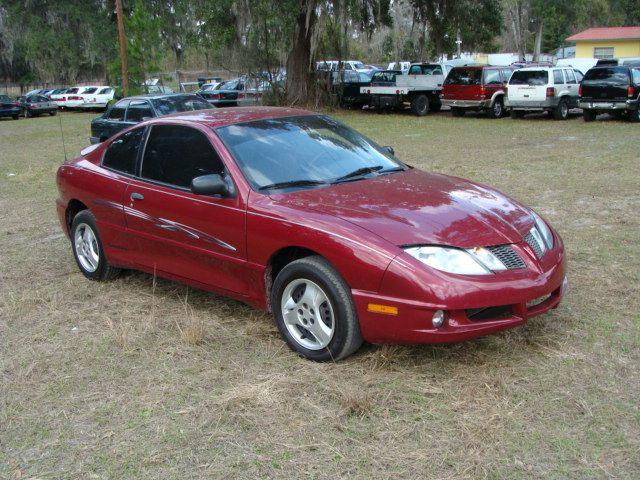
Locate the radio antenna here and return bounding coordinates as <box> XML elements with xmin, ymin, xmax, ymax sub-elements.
<box><xmin>58</xmin><ymin>111</ymin><xmax>68</xmax><ymax>162</ymax></box>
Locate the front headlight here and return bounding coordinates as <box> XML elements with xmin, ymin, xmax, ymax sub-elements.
<box><xmin>404</xmin><ymin>245</ymin><xmax>507</xmax><ymax>275</ymax></box>
<box><xmin>531</xmin><ymin>211</ymin><xmax>554</xmax><ymax>249</ymax></box>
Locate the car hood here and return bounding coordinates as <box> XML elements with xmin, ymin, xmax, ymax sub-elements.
<box><xmin>272</xmin><ymin>169</ymin><xmax>534</xmax><ymax>249</ymax></box>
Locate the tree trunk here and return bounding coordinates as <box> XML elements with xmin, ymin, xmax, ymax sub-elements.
<box><xmin>114</xmin><ymin>0</ymin><xmax>129</xmax><ymax>96</ymax></box>
<box><xmin>533</xmin><ymin>20</ymin><xmax>543</xmax><ymax>62</ymax></box>
<box><xmin>285</xmin><ymin>0</ymin><xmax>318</xmax><ymax>105</ymax></box>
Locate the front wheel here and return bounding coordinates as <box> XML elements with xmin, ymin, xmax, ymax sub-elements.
<box><xmin>71</xmin><ymin>210</ymin><xmax>121</xmax><ymax>281</ymax></box>
<box><xmin>271</xmin><ymin>256</ymin><xmax>363</xmax><ymax>361</ymax></box>
<box><xmin>583</xmin><ymin>109</ymin><xmax>597</xmax><ymax>122</ymax></box>
<box><xmin>410</xmin><ymin>94</ymin><xmax>429</xmax><ymax>116</ymax></box>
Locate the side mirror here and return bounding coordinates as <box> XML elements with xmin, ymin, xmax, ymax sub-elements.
<box><xmin>190</xmin><ymin>174</ymin><xmax>230</xmax><ymax>197</ymax></box>
<box><xmin>382</xmin><ymin>145</ymin><xmax>395</xmax><ymax>156</ymax></box>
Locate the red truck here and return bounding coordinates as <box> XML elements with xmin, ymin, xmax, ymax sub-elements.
<box><xmin>441</xmin><ymin>65</ymin><xmax>516</xmax><ymax>118</ymax></box>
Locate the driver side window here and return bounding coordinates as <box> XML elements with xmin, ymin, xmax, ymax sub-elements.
<box><xmin>140</xmin><ymin>124</ymin><xmax>225</xmax><ymax>189</ymax></box>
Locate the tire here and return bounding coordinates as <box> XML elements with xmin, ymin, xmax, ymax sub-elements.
<box><xmin>271</xmin><ymin>255</ymin><xmax>363</xmax><ymax>361</ymax></box>
<box><xmin>50</xmin><ymin>109</ymin><xmax>57</xmax><ymax>116</ymax></box>
<box><xmin>451</xmin><ymin>107</ymin><xmax>465</xmax><ymax>117</ymax></box>
<box><xmin>627</xmin><ymin>108</ymin><xmax>640</xmax><ymax>123</ymax></box>
<box><xmin>488</xmin><ymin>97</ymin><xmax>504</xmax><ymax>118</ymax></box>
<box><xmin>511</xmin><ymin>110</ymin><xmax>524</xmax><ymax>119</ymax></box>
<box><xmin>71</xmin><ymin>210</ymin><xmax>121</xmax><ymax>281</ymax></box>
<box><xmin>553</xmin><ymin>98</ymin><xmax>569</xmax><ymax>120</ymax></box>
<box><xmin>410</xmin><ymin>94</ymin><xmax>429</xmax><ymax>116</ymax></box>
<box><xmin>583</xmin><ymin>109</ymin><xmax>597</xmax><ymax>122</ymax></box>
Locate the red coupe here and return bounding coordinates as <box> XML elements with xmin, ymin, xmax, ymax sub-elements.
<box><xmin>56</xmin><ymin>107</ymin><xmax>566</xmax><ymax>361</ymax></box>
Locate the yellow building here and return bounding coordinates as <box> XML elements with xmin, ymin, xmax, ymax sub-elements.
<box><xmin>567</xmin><ymin>27</ymin><xmax>640</xmax><ymax>59</ymax></box>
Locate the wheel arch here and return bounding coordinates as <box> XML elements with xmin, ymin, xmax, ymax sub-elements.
<box><xmin>264</xmin><ymin>246</ymin><xmax>324</xmax><ymax>312</ymax></box>
<box><xmin>66</xmin><ymin>199</ymin><xmax>89</xmax><ymax>232</ymax></box>
<box><xmin>489</xmin><ymin>90</ymin><xmax>505</xmax><ymax>106</ymax></box>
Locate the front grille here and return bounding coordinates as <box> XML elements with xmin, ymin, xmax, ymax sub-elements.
<box><xmin>525</xmin><ymin>231</ymin><xmax>543</xmax><ymax>258</ymax></box>
<box><xmin>486</xmin><ymin>244</ymin><xmax>526</xmax><ymax>269</ymax></box>
<box><xmin>466</xmin><ymin>305</ymin><xmax>513</xmax><ymax>321</ymax></box>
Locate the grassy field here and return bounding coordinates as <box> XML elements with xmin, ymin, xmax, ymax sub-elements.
<box><xmin>1</xmin><ymin>109</ymin><xmax>639</xmax><ymax>479</ymax></box>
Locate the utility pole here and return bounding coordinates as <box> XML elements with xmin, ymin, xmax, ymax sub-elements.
<box><xmin>115</xmin><ymin>0</ymin><xmax>129</xmax><ymax>96</ymax></box>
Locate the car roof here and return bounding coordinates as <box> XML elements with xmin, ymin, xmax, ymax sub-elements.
<box><xmin>144</xmin><ymin>106</ymin><xmax>312</xmax><ymax>129</ymax></box>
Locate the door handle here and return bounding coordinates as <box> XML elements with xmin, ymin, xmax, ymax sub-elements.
<box><xmin>130</xmin><ymin>192</ymin><xmax>144</xmax><ymax>201</ymax></box>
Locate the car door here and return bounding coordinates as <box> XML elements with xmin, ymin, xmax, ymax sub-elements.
<box><xmin>123</xmin><ymin>123</ymin><xmax>248</xmax><ymax>295</ymax></box>
<box><xmin>563</xmin><ymin>69</ymin><xmax>579</xmax><ymax>105</ymax></box>
<box><xmin>483</xmin><ymin>68</ymin><xmax>502</xmax><ymax>100</ymax></box>
<box><xmin>125</xmin><ymin>100</ymin><xmax>154</xmax><ymax>124</ymax></box>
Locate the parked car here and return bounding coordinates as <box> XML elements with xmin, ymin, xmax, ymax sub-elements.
<box><xmin>364</xmin><ymin>62</ymin><xmax>452</xmax><ymax>115</ymax></box>
<box><xmin>317</xmin><ymin>60</ymin><xmax>368</xmax><ymax>73</ymax></box>
<box><xmin>579</xmin><ymin>64</ymin><xmax>640</xmax><ymax>122</ymax></box>
<box><xmin>63</xmin><ymin>86</ymin><xmax>103</xmax><ymax>109</ymax></box>
<box><xmin>76</xmin><ymin>86</ymin><xmax>115</xmax><ymax>110</ymax></box>
<box><xmin>337</xmin><ymin>70</ymin><xmax>375</xmax><ymax>108</ymax></box>
<box><xmin>198</xmin><ymin>78</ymin><xmax>262</xmax><ymax>107</ymax></box>
<box><xmin>506</xmin><ymin>67</ymin><xmax>582</xmax><ymax>120</ymax></box>
<box><xmin>50</xmin><ymin>87</ymin><xmax>74</xmax><ymax>107</ymax></box>
<box><xmin>442</xmin><ymin>65</ymin><xmax>515</xmax><ymax>118</ymax></box>
<box><xmin>19</xmin><ymin>94</ymin><xmax>57</xmax><ymax>117</ymax></box>
<box><xmin>0</xmin><ymin>94</ymin><xmax>22</xmax><ymax>120</ymax></box>
<box><xmin>57</xmin><ymin>107</ymin><xmax>567</xmax><ymax>361</ymax></box>
<box><xmin>90</xmin><ymin>93</ymin><xmax>211</xmax><ymax>143</ymax></box>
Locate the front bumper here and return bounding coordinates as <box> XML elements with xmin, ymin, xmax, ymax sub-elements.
<box><xmin>442</xmin><ymin>98</ymin><xmax>491</xmax><ymax>109</ymax></box>
<box><xmin>353</xmin><ymin>238</ymin><xmax>567</xmax><ymax>344</ymax></box>
<box><xmin>579</xmin><ymin>100</ymin><xmax>638</xmax><ymax>110</ymax></box>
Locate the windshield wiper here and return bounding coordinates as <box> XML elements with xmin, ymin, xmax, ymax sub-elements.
<box><xmin>333</xmin><ymin>165</ymin><xmax>385</xmax><ymax>184</ymax></box>
<box><xmin>258</xmin><ymin>179</ymin><xmax>327</xmax><ymax>191</ymax></box>
<box><xmin>378</xmin><ymin>166</ymin><xmax>406</xmax><ymax>175</ymax></box>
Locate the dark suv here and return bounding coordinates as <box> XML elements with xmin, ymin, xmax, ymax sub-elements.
<box><xmin>579</xmin><ymin>63</ymin><xmax>640</xmax><ymax>122</ymax></box>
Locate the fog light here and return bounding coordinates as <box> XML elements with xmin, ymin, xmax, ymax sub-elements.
<box><xmin>432</xmin><ymin>310</ymin><xmax>446</xmax><ymax>328</ymax></box>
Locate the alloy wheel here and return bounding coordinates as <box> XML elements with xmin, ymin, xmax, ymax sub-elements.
<box><xmin>280</xmin><ymin>278</ymin><xmax>335</xmax><ymax>350</ymax></box>
<box><xmin>74</xmin><ymin>222</ymin><xmax>100</xmax><ymax>272</ymax></box>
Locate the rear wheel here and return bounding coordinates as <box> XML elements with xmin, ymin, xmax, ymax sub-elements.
<box><xmin>451</xmin><ymin>107</ymin><xmax>465</xmax><ymax>117</ymax></box>
<box><xmin>71</xmin><ymin>210</ymin><xmax>121</xmax><ymax>281</ymax></box>
<box><xmin>410</xmin><ymin>94</ymin><xmax>429</xmax><ymax>116</ymax></box>
<box><xmin>583</xmin><ymin>109</ymin><xmax>597</xmax><ymax>122</ymax></box>
<box><xmin>627</xmin><ymin>108</ymin><xmax>640</xmax><ymax>122</ymax></box>
<box><xmin>488</xmin><ymin>97</ymin><xmax>504</xmax><ymax>118</ymax></box>
<box><xmin>553</xmin><ymin>98</ymin><xmax>569</xmax><ymax>120</ymax></box>
<box><xmin>271</xmin><ymin>256</ymin><xmax>363</xmax><ymax>361</ymax></box>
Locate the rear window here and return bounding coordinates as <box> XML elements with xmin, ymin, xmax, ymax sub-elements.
<box><xmin>444</xmin><ymin>68</ymin><xmax>482</xmax><ymax>86</ymax></box>
<box><xmin>509</xmin><ymin>70</ymin><xmax>549</xmax><ymax>86</ymax></box>
<box><xmin>583</xmin><ymin>67</ymin><xmax>630</xmax><ymax>85</ymax></box>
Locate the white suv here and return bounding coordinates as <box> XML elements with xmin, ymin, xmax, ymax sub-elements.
<box><xmin>506</xmin><ymin>67</ymin><xmax>583</xmax><ymax>120</ymax></box>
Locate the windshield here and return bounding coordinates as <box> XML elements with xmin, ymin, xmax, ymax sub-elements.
<box><xmin>150</xmin><ymin>95</ymin><xmax>211</xmax><ymax>115</ymax></box>
<box><xmin>583</xmin><ymin>67</ymin><xmax>630</xmax><ymax>85</ymax></box>
<box><xmin>216</xmin><ymin>115</ymin><xmax>404</xmax><ymax>191</ymax></box>
<box><xmin>444</xmin><ymin>68</ymin><xmax>482</xmax><ymax>85</ymax></box>
<box><xmin>509</xmin><ymin>70</ymin><xmax>549</xmax><ymax>86</ymax></box>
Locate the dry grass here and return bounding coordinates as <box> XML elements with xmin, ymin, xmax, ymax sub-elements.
<box><xmin>1</xmin><ymin>109</ymin><xmax>639</xmax><ymax>479</ymax></box>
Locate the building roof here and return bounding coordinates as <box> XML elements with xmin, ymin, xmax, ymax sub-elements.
<box><xmin>567</xmin><ymin>27</ymin><xmax>640</xmax><ymax>42</ymax></box>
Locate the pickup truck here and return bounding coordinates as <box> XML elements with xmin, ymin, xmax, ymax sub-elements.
<box><xmin>360</xmin><ymin>63</ymin><xmax>453</xmax><ymax>115</ymax></box>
